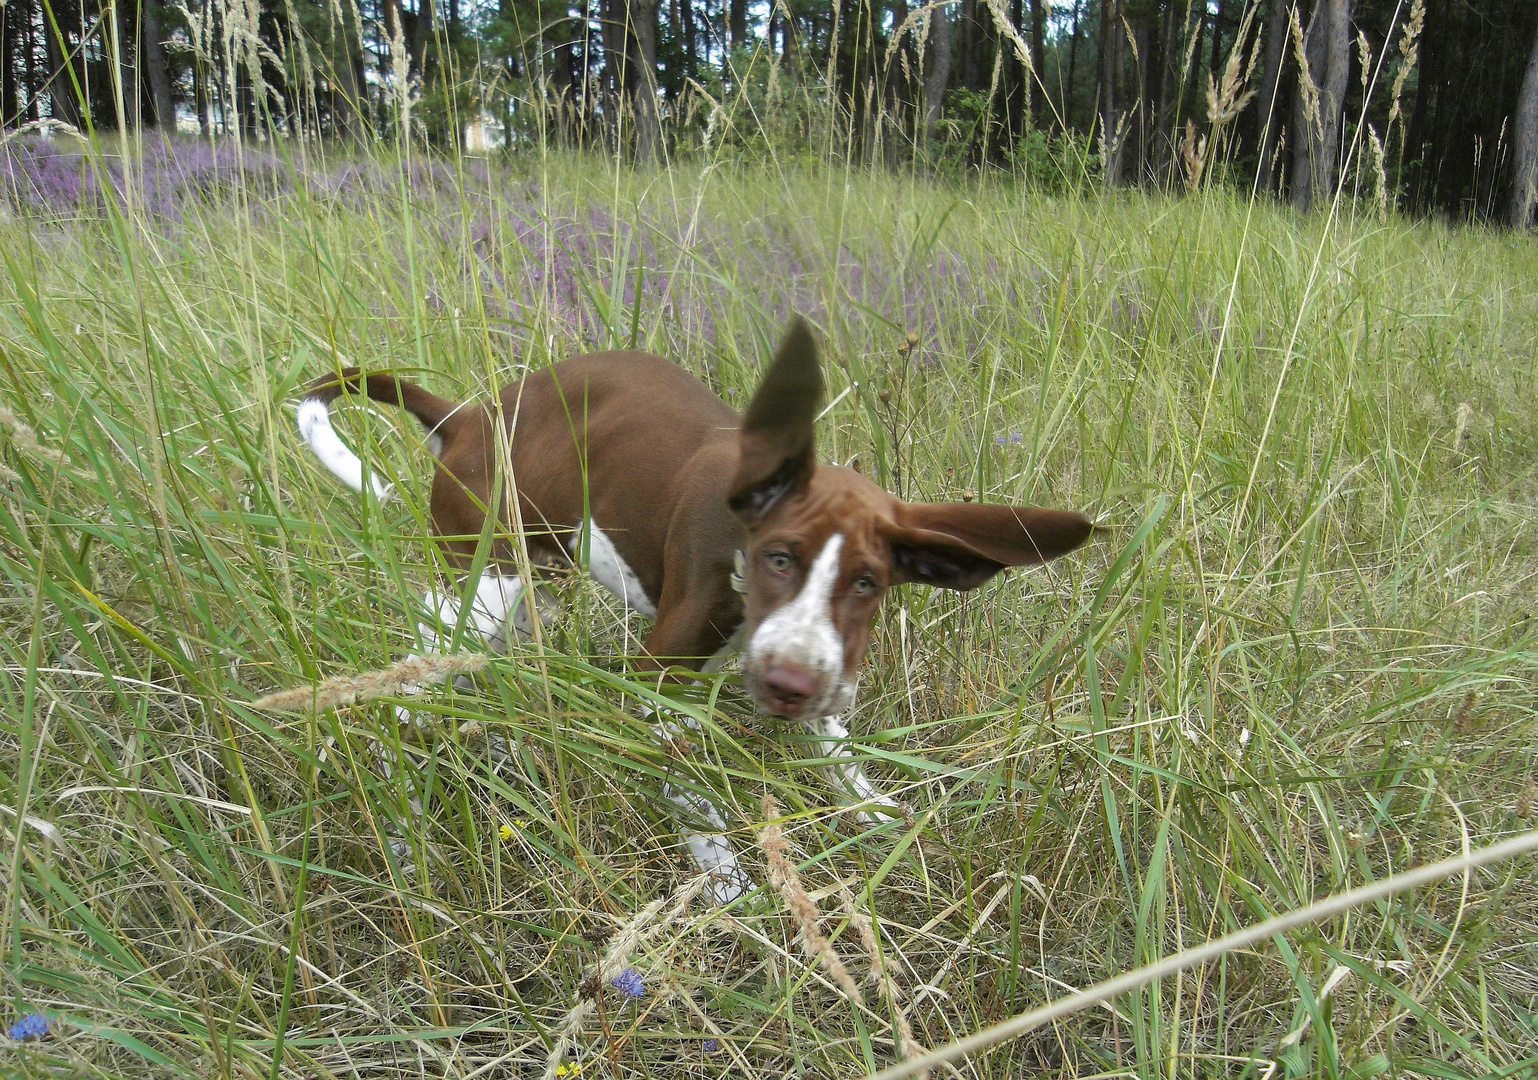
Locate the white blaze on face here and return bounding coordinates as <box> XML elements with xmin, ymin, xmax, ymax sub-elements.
<box><xmin>744</xmin><ymin>533</ymin><xmax>855</xmax><ymax>716</ymax></box>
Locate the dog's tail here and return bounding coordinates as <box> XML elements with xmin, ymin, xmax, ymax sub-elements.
<box><xmin>297</xmin><ymin>368</ymin><xmax>460</xmax><ymax>498</ymax></box>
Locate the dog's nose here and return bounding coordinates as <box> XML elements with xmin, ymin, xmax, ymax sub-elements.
<box><xmin>759</xmin><ymin>664</ymin><xmax>823</xmax><ymax>716</ymax></box>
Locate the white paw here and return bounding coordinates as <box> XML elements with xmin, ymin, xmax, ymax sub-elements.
<box><xmin>705</xmin><ymin>864</ymin><xmax>755</xmax><ymax>906</ymax></box>
<box><xmin>856</xmin><ymin>797</ymin><xmax>905</xmax><ymax>826</ymax></box>
<box><xmin>682</xmin><ymin>831</ymin><xmax>754</xmax><ymax>905</ymax></box>
<box><xmin>394</xmin><ymin>702</ymin><xmax>423</xmax><ymax>730</ymax></box>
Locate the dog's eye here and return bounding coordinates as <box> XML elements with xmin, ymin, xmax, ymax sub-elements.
<box><xmin>764</xmin><ymin>551</ymin><xmax>793</xmax><ymax>574</ymax></box>
<box><xmin>851</xmin><ymin>574</ymin><xmax>877</xmax><ymax>596</ymax></box>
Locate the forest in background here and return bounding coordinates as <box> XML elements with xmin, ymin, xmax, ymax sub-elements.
<box><xmin>3</xmin><ymin>0</ymin><xmax>1538</xmax><ymax>227</ymax></box>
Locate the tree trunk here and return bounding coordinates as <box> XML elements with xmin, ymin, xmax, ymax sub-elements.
<box><xmin>141</xmin><ymin>0</ymin><xmax>175</xmax><ymax>129</ymax></box>
<box><xmin>601</xmin><ymin>0</ymin><xmax>625</xmax><ymax>149</ymax></box>
<box><xmin>680</xmin><ymin>0</ymin><xmax>697</xmax><ymax>77</ymax></box>
<box><xmin>330</xmin><ymin>9</ymin><xmax>366</xmax><ymax>143</ymax></box>
<box><xmin>889</xmin><ymin>0</ymin><xmax>909</xmax><ymax>101</ymax></box>
<box><xmin>1508</xmin><ymin>19</ymin><xmax>1538</xmax><ymax>228</ymax></box>
<box><xmin>1003</xmin><ymin>0</ymin><xmax>1024</xmax><ymax>137</ymax></box>
<box><xmin>1151</xmin><ymin>0</ymin><xmax>1182</xmax><ymax>184</ymax></box>
<box><xmin>45</xmin><ymin>0</ymin><xmax>83</xmax><ymax>128</ymax></box>
<box><xmin>1210</xmin><ymin>0</ymin><xmax>1226</xmax><ymax>82</ymax></box>
<box><xmin>1255</xmin><ymin>0</ymin><xmax>1291</xmax><ymax>195</ymax></box>
<box><xmin>958</xmin><ymin>0</ymin><xmax>983</xmax><ymax>91</ymax></box>
<box><xmin>1099</xmin><ymin>0</ymin><xmax>1126</xmax><ymax>184</ymax></box>
<box><xmin>729</xmin><ymin>0</ymin><xmax>746</xmax><ymax>50</ymax></box>
<box><xmin>409</xmin><ymin>0</ymin><xmax>435</xmax><ymax>82</ymax></box>
<box><xmin>627</xmin><ymin>0</ymin><xmax>661</xmax><ymax>164</ymax></box>
<box><xmin>2</xmin><ymin>0</ymin><xmax>19</xmax><ymax>126</ymax></box>
<box><xmin>1290</xmin><ymin>0</ymin><xmax>1350</xmax><ymax>211</ymax></box>
<box><xmin>923</xmin><ymin>3</ymin><xmax>953</xmax><ymax>145</ymax></box>
<box><xmin>24</xmin><ymin>0</ymin><xmax>41</xmax><ymax>122</ymax></box>
<box><xmin>1065</xmin><ymin>0</ymin><xmax>1083</xmax><ymax>129</ymax></box>
<box><xmin>1028</xmin><ymin>0</ymin><xmax>1046</xmax><ymax>127</ymax></box>
<box><xmin>195</xmin><ymin>63</ymin><xmax>211</xmax><ymax>136</ymax></box>
<box><xmin>1129</xmin><ymin>2</ymin><xmax>1156</xmax><ymax>183</ymax></box>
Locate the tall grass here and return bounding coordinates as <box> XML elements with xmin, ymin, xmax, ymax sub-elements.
<box><xmin>1</xmin><ymin>133</ymin><xmax>1536</xmax><ymax>1078</ymax></box>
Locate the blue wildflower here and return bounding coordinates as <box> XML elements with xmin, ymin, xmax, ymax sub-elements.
<box><xmin>7</xmin><ymin>1012</ymin><xmax>48</xmax><ymax>1040</ymax></box>
<box><xmin>610</xmin><ymin>968</ymin><xmax>645</xmax><ymax>998</ymax></box>
<box><xmin>702</xmin><ymin>1038</ymin><xmax>720</xmax><ymax>1053</ymax></box>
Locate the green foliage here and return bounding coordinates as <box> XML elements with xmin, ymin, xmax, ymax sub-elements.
<box><xmin>686</xmin><ymin>51</ymin><xmax>829</xmax><ymax>165</ymax></box>
<box><xmin>1007</xmin><ymin>127</ymin><xmax>1101</xmax><ymax>194</ymax></box>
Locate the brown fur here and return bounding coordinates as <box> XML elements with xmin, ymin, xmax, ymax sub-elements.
<box><xmin>304</xmin><ymin>318</ymin><xmax>1096</xmax><ymax>703</ymax></box>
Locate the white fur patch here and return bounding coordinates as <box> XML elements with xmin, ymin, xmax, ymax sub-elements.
<box><xmin>457</xmin><ymin>574</ymin><xmax>527</xmax><ymax>648</ymax></box>
<box><xmin>801</xmin><ymin>711</ymin><xmax>902</xmax><ymax>824</ymax></box>
<box><xmin>744</xmin><ymin>533</ymin><xmax>852</xmax><ymax>716</ymax></box>
<box><xmin>701</xmin><ymin>625</ymin><xmax>745</xmax><ymax>673</ymax></box>
<box><xmin>663</xmin><ymin>784</ymin><xmax>753</xmax><ymax>904</ymax></box>
<box><xmin>570</xmin><ymin>523</ymin><xmax>657</xmax><ymax>619</ymax></box>
<box><xmin>399</xmin><ymin>574</ymin><xmax>526</xmax><ymax>695</ymax></box>
<box><xmin>297</xmin><ymin>397</ymin><xmax>391</xmax><ymax>500</ymax></box>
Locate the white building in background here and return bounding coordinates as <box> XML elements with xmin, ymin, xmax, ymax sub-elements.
<box><xmin>464</xmin><ymin>116</ymin><xmax>497</xmax><ymax>153</ymax></box>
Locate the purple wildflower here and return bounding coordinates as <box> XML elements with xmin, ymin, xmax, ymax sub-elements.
<box><xmin>702</xmin><ymin>1038</ymin><xmax>720</xmax><ymax>1053</ymax></box>
<box><xmin>610</xmin><ymin>968</ymin><xmax>645</xmax><ymax>997</ymax></box>
<box><xmin>7</xmin><ymin>1012</ymin><xmax>48</xmax><ymax>1040</ymax></box>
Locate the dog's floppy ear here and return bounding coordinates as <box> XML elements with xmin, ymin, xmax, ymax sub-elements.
<box><xmin>729</xmin><ymin>316</ymin><xmax>824</xmax><ymax>523</ymax></box>
<box><xmin>887</xmin><ymin>503</ymin><xmax>1097</xmax><ymax>590</ymax></box>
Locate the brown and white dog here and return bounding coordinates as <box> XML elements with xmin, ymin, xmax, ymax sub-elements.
<box><xmin>298</xmin><ymin>317</ymin><xmax>1095</xmax><ymax>899</ymax></box>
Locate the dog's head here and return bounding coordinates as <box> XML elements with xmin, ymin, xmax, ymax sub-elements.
<box><xmin>730</xmin><ymin>318</ymin><xmax>1097</xmax><ymax>720</ymax></box>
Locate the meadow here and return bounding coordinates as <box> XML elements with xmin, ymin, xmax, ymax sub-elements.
<box><xmin>1</xmin><ymin>133</ymin><xmax>1536</xmax><ymax>1079</ymax></box>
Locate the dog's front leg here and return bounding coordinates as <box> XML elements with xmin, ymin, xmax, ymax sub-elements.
<box><xmin>800</xmin><ymin>711</ymin><xmax>904</xmax><ymax>825</ymax></box>
<box><xmin>395</xmin><ymin>573</ymin><xmax>530</xmax><ymax>724</ymax></box>
<box><xmin>645</xmin><ymin>698</ymin><xmax>754</xmax><ymax>905</ymax></box>
<box><xmin>660</xmin><ymin>780</ymin><xmax>754</xmax><ymax>905</ymax></box>
<box><xmin>381</xmin><ymin>574</ymin><xmax>529</xmax><ymax>854</ymax></box>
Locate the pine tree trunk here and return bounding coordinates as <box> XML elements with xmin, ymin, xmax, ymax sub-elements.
<box><xmin>45</xmin><ymin>0</ymin><xmax>83</xmax><ymax>128</ymax></box>
<box><xmin>2</xmin><ymin>0</ymin><xmax>19</xmax><ymax>126</ymax></box>
<box><xmin>958</xmin><ymin>0</ymin><xmax>983</xmax><ymax>91</ymax></box>
<box><xmin>680</xmin><ymin>0</ymin><xmax>697</xmax><ymax>76</ymax></box>
<box><xmin>1255</xmin><ymin>0</ymin><xmax>1291</xmax><ymax>196</ymax></box>
<box><xmin>1065</xmin><ymin>0</ymin><xmax>1083</xmax><ymax>129</ymax></box>
<box><xmin>1506</xmin><ymin>20</ymin><xmax>1538</xmax><ymax>228</ymax></box>
<box><xmin>1129</xmin><ymin>3</ymin><xmax>1155</xmax><ymax>183</ymax></box>
<box><xmin>1151</xmin><ymin>0</ymin><xmax>1182</xmax><ymax>184</ymax></box>
<box><xmin>195</xmin><ymin>64</ymin><xmax>211</xmax><ymax>136</ymax></box>
<box><xmin>141</xmin><ymin>0</ymin><xmax>175</xmax><ymax>129</ymax></box>
<box><xmin>1099</xmin><ymin>0</ymin><xmax>1125</xmax><ymax>184</ymax></box>
<box><xmin>1291</xmin><ymin>0</ymin><xmax>1350</xmax><ymax>211</ymax></box>
<box><xmin>599</xmin><ymin>0</ymin><xmax>623</xmax><ymax>147</ymax></box>
<box><xmin>24</xmin><ymin>0</ymin><xmax>42</xmax><ymax>122</ymax></box>
<box><xmin>1210</xmin><ymin>0</ymin><xmax>1226</xmax><ymax>82</ymax></box>
<box><xmin>729</xmin><ymin>0</ymin><xmax>746</xmax><ymax>50</ymax></box>
<box><xmin>330</xmin><ymin>11</ymin><xmax>366</xmax><ymax>143</ymax></box>
<box><xmin>1028</xmin><ymin>0</ymin><xmax>1046</xmax><ymax>126</ymax></box>
<box><xmin>409</xmin><ymin>0</ymin><xmax>435</xmax><ymax>82</ymax></box>
<box><xmin>923</xmin><ymin>4</ymin><xmax>953</xmax><ymax>146</ymax></box>
<box><xmin>1003</xmin><ymin>0</ymin><xmax>1024</xmax><ymax>136</ymax></box>
<box><xmin>628</xmin><ymin>0</ymin><xmax>661</xmax><ymax>164</ymax></box>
